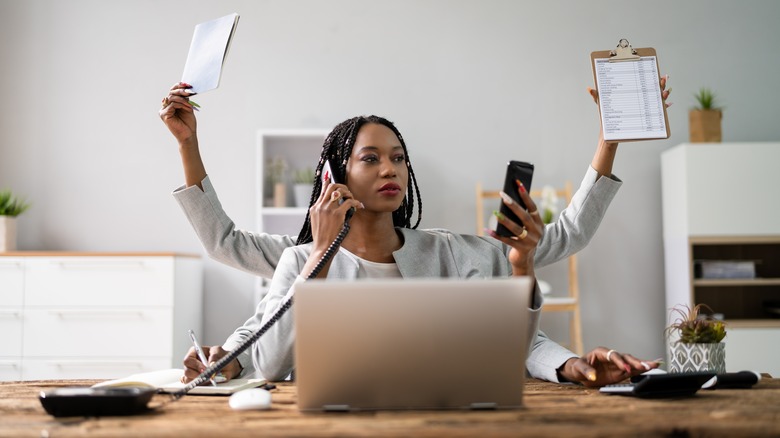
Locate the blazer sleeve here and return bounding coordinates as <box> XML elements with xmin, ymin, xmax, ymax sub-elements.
<box><xmin>534</xmin><ymin>166</ymin><xmax>622</xmax><ymax>268</ymax></box>
<box><xmin>172</xmin><ymin>175</ymin><xmax>295</xmax><ymax>279</ymax></box>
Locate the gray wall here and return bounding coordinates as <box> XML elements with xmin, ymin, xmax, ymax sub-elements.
<box><xmin>2</xmin><ymin>0</ymin><xmax>779</xmax><ymax>360</ymax></box>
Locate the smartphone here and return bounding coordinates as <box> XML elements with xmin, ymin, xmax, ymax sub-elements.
<box><xmin>495</xmin><ymin>161</ymin><xmax>534</xmax><ymax>238</ymax></box>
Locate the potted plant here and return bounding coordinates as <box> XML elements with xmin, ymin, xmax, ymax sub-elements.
<box><xmin>292</xmin><ymin>168</ymin><xmax>315</xmax><ymax>208</ymax></box>
<box><xmin>689</xmin><ymin>87</ymin><xmax>723</xmax><ymax>143</ymax></box>
<box><xmin>0</xmin><ymin>190</ymin><xmax>31</xmax><ymax>252</ymax></box>
<box><xmin>266</xmin><ymin>156</ymin><xmax>289</xmax><ymax>207</ymax></box>
<box><xmin>665</xmin><ymin>303</ymin><xmax>727</xmax><ymax>373</ymax></box>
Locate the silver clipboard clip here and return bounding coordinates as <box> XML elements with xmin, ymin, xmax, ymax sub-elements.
<box><xmin>609</xmin><ymin>38</ymin><xmax>641</xmax><ymax>62</ymax></box>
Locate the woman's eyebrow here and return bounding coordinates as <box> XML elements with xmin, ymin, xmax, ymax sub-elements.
<box><xmin>355</xmin><ymin>145</ymin><xmax>403</xmax><ymax>152</ymax></box>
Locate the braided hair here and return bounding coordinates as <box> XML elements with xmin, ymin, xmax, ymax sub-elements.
<box><xmin>295</xmin><ymin>115</ymin><xmax>423</xmax><ymax>245</ymax></box>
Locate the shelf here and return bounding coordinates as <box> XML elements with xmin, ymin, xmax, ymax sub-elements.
<box><xmin>262</xmin><ymin>207</ymin><xmax>309</xmax><ymax>216</ymax></box>
<box><xmin>722</xmin><ymin>319</ymin><xmax>780</xmax><ymax>329</ymax></box>
<box><xmin>694</xmin><ymin>278</ymin><xmax>780</xmax><ymax>287</ymax></box>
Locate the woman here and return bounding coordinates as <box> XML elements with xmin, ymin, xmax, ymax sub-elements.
<box><xmin>160</xmin><ymin>82</ymin><xmax>670</xmax><ymax>387</ymax></box>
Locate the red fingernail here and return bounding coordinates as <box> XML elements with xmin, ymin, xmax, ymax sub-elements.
<box><xmin>624</xmin><ymin>364</ymin><xmax>631</xmax><ymax>373</ymax></box>
<box><xmin>515</xmin><ymin>180</ymin><xmax>526</xmax><ymax>193</ymax></box>
<box><xmin>324</xmin><ymin>171</ymin><xmax>330</xmax><ymax>181</ymax></box>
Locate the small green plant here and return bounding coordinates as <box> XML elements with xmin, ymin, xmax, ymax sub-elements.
<box><xmin>693</xmin><ymin>88</ymin><xmax>721</xmax><ymax>110</ymax></box>
<box><xmin>293</xmin><ymin>168</ymin><xmax>315</xmax><ymax>184</ymax></box>
<box><xmin>0</xmin><ymin>190</ymin><xmax>31</xmax><ymax>217</ymax></box>
<box><xmin>665</xmin><ymin>303</ymin><xmax>726</xmax><ymax>344</ymax></box>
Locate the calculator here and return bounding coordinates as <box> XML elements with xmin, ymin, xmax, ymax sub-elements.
<box><xmin>599</xmin><ymin>371</ymin><xmax>716</xmax><ymax>398</ymax></box>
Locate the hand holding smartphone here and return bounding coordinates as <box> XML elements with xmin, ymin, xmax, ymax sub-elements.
<box><xmin>495</xmin><ymin>161</ymin><xmax>534</xmax><ymax>238</ymax></box>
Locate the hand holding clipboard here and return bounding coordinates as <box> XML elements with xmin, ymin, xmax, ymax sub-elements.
<box><xmin>591</xmin><ymin>39</ymin><xmax>671</xmax><ymax>142</ymax></box>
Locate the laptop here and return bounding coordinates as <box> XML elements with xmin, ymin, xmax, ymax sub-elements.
<box><xmin>293</xmin><ymin>277</ymin><xmax>533</xmax><ymax>411</ymax></box>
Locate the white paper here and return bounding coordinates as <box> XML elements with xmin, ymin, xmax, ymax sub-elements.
<box><xmin>594</xmin><ymin>56</ymin><xmax>667</xmax><ymax>141</ymax></box>
<box><xmin>181</xmin><ymin>13</ymin><xmax>240</xmax><ymax>94</ymax></box>
<box><xmin>91</xmin><ymin>368</ymin><xmax>266</xmax><ymax>395</ymax></box>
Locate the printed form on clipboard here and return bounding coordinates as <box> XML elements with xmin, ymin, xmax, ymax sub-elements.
<box><xmin>591</xmin><ymin>39</ymin><xmax>670</xmax><ymax>142</ymax></box>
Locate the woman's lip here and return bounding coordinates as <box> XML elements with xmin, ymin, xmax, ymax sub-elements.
<box><xmin>379</xmin><ymin>183</ymin><xmax>401</xmax><ymax>192</ymax></box>
<box><xmin>378</xmin><ymin>188</ymin><xmax>401</xmax><ymax>196</ymax></box>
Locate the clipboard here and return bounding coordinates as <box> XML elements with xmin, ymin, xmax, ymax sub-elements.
<box><xmin>590</xmin><ymin>39</ymin><xmax>670</xmax><ymax>142</ymax></box>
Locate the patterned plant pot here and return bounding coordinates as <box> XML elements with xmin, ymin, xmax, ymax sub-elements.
<box><xmin>669</xmin><ymin>342</ymin><xmax>726</xmax><ymax>373</ymax></box>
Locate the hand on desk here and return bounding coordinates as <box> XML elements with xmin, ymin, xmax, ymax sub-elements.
<box><xmin>181</xmin><ymin>346</ymin><xmax>242</xmax><ymax>384</ymax></box>
<box><xmin>558</xmin><ymin>347</ymin><xmax>661</xmax><ymax>388</ymax></box>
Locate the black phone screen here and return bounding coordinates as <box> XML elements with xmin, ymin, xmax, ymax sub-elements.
<box><xmin>495</xmin><ymin>160</ymin><xmax>534</xmax><ymax>238</ymax></box>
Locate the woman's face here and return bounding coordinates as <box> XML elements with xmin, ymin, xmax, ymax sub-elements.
<box><xmin>345</xmin><ymin>123</ymin><xmax>409</xmax><ymax>213</ymax></box>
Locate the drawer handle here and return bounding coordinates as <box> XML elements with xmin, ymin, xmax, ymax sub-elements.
<box><xmin>50</xmin><ymin>310</ymin><xmax>146</xmax><ymax>319</ymax></box>
<box><xmin>0</xmin><ymin>311</ymin><xmax>21</xmax><ymax>318</ymax></box>
<box><xmin>0</xmin><ymin>262</ymin><xmax>23</xmax><ymax>269</ymax></box>
<box><xmin>0</xmin><ymin>362</ymin><xmax>20</xmax><ymax>368</ymax></box>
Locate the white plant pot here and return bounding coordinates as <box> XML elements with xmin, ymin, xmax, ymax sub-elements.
<box><xmin>0</xmin><ymin>216</ymin><xmax>17</xmax><ymax>252</ymax></box>
<box><xmin>293</xmin><ymin>183</ymin><xmax>313</xmax><ymax>208</ymax></box>
<box><xmin>669</xmin><ymin>342</ymin><xmax>726</xmax><ymax>373</ymax></box>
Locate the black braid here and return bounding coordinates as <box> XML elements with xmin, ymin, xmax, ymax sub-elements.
<box><xmin>295</xmin><ymin>115</ymin><xmax>423</xmax><ymax>245</ymax></box>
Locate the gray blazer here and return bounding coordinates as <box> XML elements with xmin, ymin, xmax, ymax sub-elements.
<box><xmin>173</xmin><ymin>166</ymin><xmax>621</xmax><ymax>382</ymax></box>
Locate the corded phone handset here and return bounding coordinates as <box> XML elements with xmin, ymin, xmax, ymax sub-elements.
<box><xmin>172</xmin><ymin>158</ymin><xmax>354</xmax><ymax>399</ymax></box>
<box><xmin>39</xmin><ymin>159</ymin><xmax>355</xmax><ymax>416</ymax></box>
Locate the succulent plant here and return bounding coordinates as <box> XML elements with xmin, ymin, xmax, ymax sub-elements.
<box><xmin>693</xmin><ymin>88</ymin><xmax>721</xmax><ymax>111</ymax></box>
<box><xmin>0</xmin><ymin>190</ymin><xmax>31</xmax><ymax>217</ymax></box>
<box><xmin>666</xmin><ymin>303</ymin><xmax>727</xmax><ymax>344</ymax></box>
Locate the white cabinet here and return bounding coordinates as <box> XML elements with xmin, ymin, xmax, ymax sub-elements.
<box><xmin>0</xmin><ymin>253</ymin><xmax>202</xmax><ymax>381</ymax></box>
<box><xmin>661</xmin><ymin>143</ymin><xmax>780</xmax><ymax>376</ymax></box>
<box><xmin>0</xmin><ymin>257</ymin><xmax>24</xmax><ymax>380</ymax></box>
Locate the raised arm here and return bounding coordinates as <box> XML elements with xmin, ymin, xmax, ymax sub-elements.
<box><xmin>160</xmin><ymin>82</ymin><xmax>295</xmax><ymax>277</ymax></box>
<box><xmin>159</xmin><ymin>82</ymin><xmax>207</xmax><ymax>190</ymax></box>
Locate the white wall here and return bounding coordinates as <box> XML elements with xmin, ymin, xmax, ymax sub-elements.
<box><xmin>2</xmin><ymin>0</ymin><xmax>779</xmax><ymax>360</ymax></box>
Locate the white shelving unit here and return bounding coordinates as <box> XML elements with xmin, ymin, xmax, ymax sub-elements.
<box><xmin>255</xmin><ymin>130</ymin><xmax>328</xmax><ymax>296</ymax></box>
<box><xmin>661</xmin><ymin>142</ymin><xmax>780</xmax><ymax>376</ymax></box>
<box><xmin>256</xmin><ymin>130</ymin><xmax>329</xmax><ymax>238</ymax></box>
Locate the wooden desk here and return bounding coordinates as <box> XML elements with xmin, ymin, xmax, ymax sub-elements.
<box><xmin>2</xmin><ymin>378</ymin><xmax>779</xmax><ymax>437</ymax></box>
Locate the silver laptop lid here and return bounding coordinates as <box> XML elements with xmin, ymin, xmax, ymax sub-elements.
<box><xmin>294</xmin><ymin>277</ymin><xmax>532</xmax><ymax>411</ymax></box>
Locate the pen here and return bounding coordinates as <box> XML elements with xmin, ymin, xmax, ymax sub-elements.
<box><xmin>188</xmin><ymin>329</ymin><xmax>217</xmax><ymax>386</ymax></box>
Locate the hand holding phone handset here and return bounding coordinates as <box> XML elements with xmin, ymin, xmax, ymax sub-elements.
<box><xmin>321</xmin><ymin>158</ymin><xmax>356</xmax><ymax>222</ymax></box>
<box><xmin>171</xmin><ymin>159</ymin><xmax>356</xmax><ymax>401</ymax></box>
<box><xmin>495</xmin><ymin>161</ymin><xmax>535</xmax><ymax>238</ymax></box>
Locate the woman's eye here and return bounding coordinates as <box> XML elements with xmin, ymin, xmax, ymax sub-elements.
<box><xmin>362</xmin><ymin>155</ymin><xmax>378</xmax><ymax>163</ymax></box>
<box><xmin>393</xmin><ymin>155</ymin><xmax>406</xmax><ymax>162</ymax></box>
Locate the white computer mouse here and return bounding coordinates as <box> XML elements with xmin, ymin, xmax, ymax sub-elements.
<box><xmin>228</xmin><ymin>388</ymin><xmax>272</xmax><ymax>411</ymax></box>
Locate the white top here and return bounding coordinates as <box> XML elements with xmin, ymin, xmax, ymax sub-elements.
<box><xmin>340</xmin><ymin>248</ymin><xmax>402</xmax><ymax>278</ymax></box>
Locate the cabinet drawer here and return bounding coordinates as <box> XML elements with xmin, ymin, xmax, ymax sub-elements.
<box><xmin>21</xmin><ymin>358</ymin><xmax>171</xmax><ymax>380</ymax></box>
<box><xmin>22</xmin><ymin>308</ymin><xmax>173</xmax><ymax>357</ymax></box>
<box><xmin>0</xmin><ymin>360</ymin><xmax>22</xmax><ymax>381</ymax></box>
<box><xmin>0</xmin><ymin>310</ymin><xmax>23</xmax><ymax>356</ymax></box>
<box><xmin>0</xmin><ymin>258</ymin><xmax>25</xmax><ymax>306</ymax></box>
<box><xmin>24</xmin><ymin>257</ymin><xmax>174</xmax><ymax>307</ymax></box>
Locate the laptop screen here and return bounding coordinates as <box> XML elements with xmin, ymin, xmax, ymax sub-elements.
<box><xmin>294</xmin><ymin>277</ymin><xmax>533</xmax><ymax>411</ymax></box>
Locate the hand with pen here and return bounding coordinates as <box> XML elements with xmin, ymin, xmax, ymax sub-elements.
<box><xmin>181</xmin><ymin>345</ymin><xmax>243</xmax><ymax>384</ymax></box>
<box><xmin>557</xmin><ymin>347</ymin><xmax>662</xmax><ymax>387</ymax></box>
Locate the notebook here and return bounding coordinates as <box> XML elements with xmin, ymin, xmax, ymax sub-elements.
<box><xmin>91</xmin><ymin>368</ymin><xmax>266</xmax><ymax>395</ymax></box>
<box><xmin>293</xmin><ymin>277</ymin><xmax>533</xmax><ymax>411</ymax></box>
